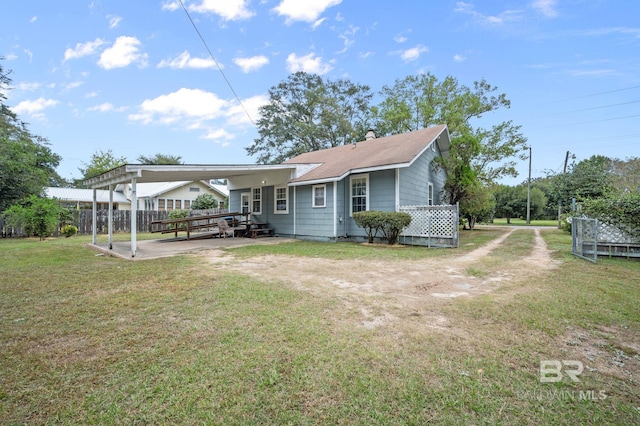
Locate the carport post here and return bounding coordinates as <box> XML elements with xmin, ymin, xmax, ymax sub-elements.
<box><xmin>108</xmin><ymin>184</ymin><xmax>113</xmax><ymax>250</ymax></box>
<box><xmin>131</xmin><ymin>177</ymin><xmax>137</xmax><ymax>257</ymax></box>
<box><xmin>92</xmin><ymin>188</ymin><xmax>97</xmax><ymax>245</ymax></box>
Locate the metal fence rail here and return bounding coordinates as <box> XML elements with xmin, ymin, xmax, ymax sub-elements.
<box><xmin>572</xmin><ymin>217</ymin><xmax>598</xmax><ymax>263</ymax></box>
<box><xmin>572</xmin><ymin>217</ymin><xmax>640</xmax><ymax>262</ymax></box>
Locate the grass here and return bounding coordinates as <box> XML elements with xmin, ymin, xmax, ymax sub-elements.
<box><xmin>489</xmin><ymin>218</ymin><xmax>558</xmax><ymax>227</ymax></box>
<box><xmin>1</xmin><ymin>230</ymin><xmax>639</xmax><ymax>424</ymax></box>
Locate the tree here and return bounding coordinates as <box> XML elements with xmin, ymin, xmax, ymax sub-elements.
<box><xmin>246</xmin><ymin>71</ymin><xmax>374</xmax><ymax>164</ymax></box>
<box><xmin>2</xmin><ymin>195</ymin><xmax>62</xmax><ymax>240</ymax></box>
<box><xmin>373</xmin><ymin>73</ymin><xmax>511</xmax><ymax>137</ymax></box>
<box><xmin>78</xmin><ymin>149</ymin><xmax>127</xmax><ymax>182</ymax></box>
<box><xmin>137</xmin><ymin>153</ymin><xmax>183</xmax><ymax>164</ymax></box>
<box><xmin>493</xmin><ymin>184</ymin><xmax>521</xmax><ymax>223</ymax></box>
<box><xmin>190</xmin><ymin>193</ymin><xmax>219</xmax><ymax>210</ymax></box>
<box><xmin>433</xmin><ymin>133</ymin><xmax>481</xmax><ymax>205</ymax></box>
<box><xmin>460</xmin><ymin>184</ymin><xmax>495</xmax><ymax>230</ymax></box>
<box><xmin>1</xmin><ymin>60</ymin><xmax>63</xmax><ymax>212</ymax></box>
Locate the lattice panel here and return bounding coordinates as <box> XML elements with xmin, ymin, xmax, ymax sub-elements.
<box><xmin>400</xmin><ymin>205</ymin><xmax>457</xmax><ymax>238</ymax></box>
<box><xmin>597</xmin><ymin>222</ymin><xmax>638</xmax><ymax>243</ymax></box>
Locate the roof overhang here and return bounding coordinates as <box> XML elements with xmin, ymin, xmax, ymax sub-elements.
<box><xmin>84</xmin><ymin>164</ymin><xmax>299</xmax><ymax>189</ymax></box>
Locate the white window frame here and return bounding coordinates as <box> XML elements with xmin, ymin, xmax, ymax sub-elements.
<box><xmin>349</xmin><ymin>174</ymin><xmax>369</xmax><ymax>216</ymax></box>
<box><xmin>251</xmin><ymin>187</ymin><xmax>262</xmax><ymax>215</ymax></box>
<box><xmin>312</xmin><ymin>184</ymin><xmax>326</xmax><ymax>208</ymax></box>
<box><xmin>274</xmin><ymin>186</ymin><xmax>289</xmax><ymax>214</ymax></box>
<box><xmin>240</xmin><ymin>192</ymin><xmax>250</xmax><ymax>214</ymax></box>
<box><xmin>428</xmin><ymin>182</ymin><xmax>434</xmax><ymax>206</ymax></box>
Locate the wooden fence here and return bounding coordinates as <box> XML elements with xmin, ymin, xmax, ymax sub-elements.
<box><xmin>1</xmin><ymin>209</ymin><xmax>228</xmax><ymax>237</ymax></box>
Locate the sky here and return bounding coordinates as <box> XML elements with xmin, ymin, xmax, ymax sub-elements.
<box><xmin>2</xmin><ymin>0</ymin><xmax>639</xmax><ymax>184</ymax></box>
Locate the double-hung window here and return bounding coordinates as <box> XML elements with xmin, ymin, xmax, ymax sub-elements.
<box><xmin>312</xmin><ymin>185</ymin><xmax>326</xmax><ymax>208</ymax></box>
<box><xmin>428</xmin><ymin>182</ymin><xmax>434</xmax><ymax>206</ymax></box>
<box><xmin>350</xmin><ymin>174</ymin><xmax>368</xmax><ymax>215</ymax></box>
<box><xmin>252</xmin><ymin>187</ymin><xmax>262</xmax><ymax>215</ymax></box>
<box><xmin>275</xmin><ymin>186</ymin><xmax>289</xmax><ymax>214</ymax></box>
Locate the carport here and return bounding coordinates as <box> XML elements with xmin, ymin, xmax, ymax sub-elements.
<box><xmin>84</xmin><ymin>164</ymin><xmax>298</xmax><ymax>257</ymax></box>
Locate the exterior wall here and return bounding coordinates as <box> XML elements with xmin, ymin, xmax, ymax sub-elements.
<box><xmin>293</xmin><ymin>182</ymin><xmax>335</xmax><ymax>238</ymax></box>
<box><xmin>345</xmin><ymin>169</ymin><xmax>397</xmax><ymax>238</ymax></box>
<box><xmin>398</xmin><ymin>141</ymin><xmax>447</xmax><ymax>206</ymax></box>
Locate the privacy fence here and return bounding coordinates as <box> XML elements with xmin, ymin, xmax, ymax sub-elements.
<box><xmin>572</xmin><ymin>217</ymin><xmax>640</xmax><ymax>262</ymax></box>
<box><xmin>1</xmin><ymin>209</ymin><xmax>227</xmax><ymax>237</ymax></box>
<box><xmin>398</xmin><ymin>204</ymin><xmax>459</xmax><ymax>248</ymax></box>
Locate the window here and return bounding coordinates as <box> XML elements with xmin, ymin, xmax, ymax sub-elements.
<box><xmin>312</xmin><ymin>185</ymin><xmax>326</xmax><ymax>208</ymax></box>
<box><xmin>184</xmin><ymin>200</ymin><xmax>191</xmax><ymax>209</ymax></box>
<box><xmin>431</xmin><ymin>141</ymin><xmax>436</xmax><ymax>152</ymax></box>
<box><xmin>189</xmin><ymin>187</ymin><xmax>200</xmax><ymax>192</ymax></box>
<box><xmin>428</xmin><ymin>182</ymin><xmax>434</xmax><ymax>206</ymax></box>
<box><xmin>241</xmin><ymin>193</ymin><xmax>250</xmax><ymax>214</ymax></box>
<box><xmin>167</xmin><ymin>199</ymin><xmax>174</xmax><ymax>210</ymax></box>
<box><xmin>350</xmin><ymin>175</ymin><xmax>368</xmax><ymax>215</ymax></box>
<box><xmin>175</xmin><ymin>200</ymin><xmax>182</xmax><ymax>209</ymax></box>
<box><xmin>275</xmin><ymin>186</ymin><xmax>289</xmax><ymax>214</ymax></box>
<box><xmin>252</xmin><ymin>188</ymin><xmax>262</xmax><ymax>215</ymax></box>
<box><xmin>158</xmin><ymin>199</ymin><xmax>165</xmax><ymax>210</ymax></box>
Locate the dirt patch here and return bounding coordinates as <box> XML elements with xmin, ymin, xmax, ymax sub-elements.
<box><xmin>202</xmin><ymin>229</ymin><xmax>558</xmax><ymax>331</ymax></box>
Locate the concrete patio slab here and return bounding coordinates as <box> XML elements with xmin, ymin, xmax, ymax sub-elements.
<box><xmin>88</xmin><ymin>235</ymin><xmax>296</xmax><ymax>260</ymax></box>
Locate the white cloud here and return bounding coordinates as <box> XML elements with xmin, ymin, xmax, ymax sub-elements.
<box><xmin>161</xmin><ymin>1</ymin><xmax>180</xmax><ymax>11</ymax></box>
<box><xmin>13</xmin><ymin>97</ymin><xmax>58</xmax><ymax>115</ymax></box>
<box><xmin>108</xmin><ymin>15</ymin><xmax>123</xmax><ymax>28</ymax></box>
<box><xmin>286</xmin><ymin>53</ymin><xmax>332</xmax><ymax>74</ymax></box>
<box><xmin>158</xmin><ymin>51</ymin><xmax>217</xmax><ymax>69</ymax></box>
<box><xmin>129</xmin><ymin>88</ymin><xmax>229</xmax><ymax>125</ymax></box>
<box><xmin>189</xmin><ymin>0</ymin><xmax>254</xmax><ymax>21</ymax></box>
<box><xmin>337</xmin><ymin>25</ymin><xmax>359</xmax><ymax>54</ymax></box>
<box><xmin>89</xmin><ymin>103</ymin><xmax>115</xmax><ymax>112</ymax></box>
<box><xmin>5</xmin><ymin>53</ymin><xmax>17</xmax><ymax>61</ymax></box>
<box><xmin>531</xmin><ymin>0</ymin><xmax>558</xmax><ymax>18</ymax></box>
<box><xmin>226</xmin><ymin>94</ymin><xmax>268</xmax><ymax>125</ymax></box>
<box><xmin>98</xmin><ymin>36</ymin><xmax>148</xmax><ymax>69</ymax></box>
<box><xmin>397</xmin><ymin>45</ymin><xmax>428</xmax><ymax>62</ymax></box>
<box><xmin>86</xmin><ymin>91</ymin><xmax>99</xmax><ymax>98</ymax></box>
<box><xmin>64</xmin><ymin>81</ymin><xmax>84</xmax><ymax>90</ymax></box>
<box><xmin>233</xmin><ymin>55</ymin><xmax>269</xmax><ymax>73</ymax></box>
<box><xmin>453</xmin><ymin>54</ymin><xmax>466</xmax><ymax>63</ymax></box>
<box><xmin>311</xmin><ymin>17</ymin><xmax>326</xmax><ymax>30</ymax></box>
<box><xmin>17</xmin><ymin>82</ymin><xmax>42</xmax><ymax>91</ymax></box>
<box><xmin>274</xmin><ymin>0</ymin><xmax>342</xmax><ymax>24</ymax></box>
<box><xmin>30</xmin><ymin>16</ymin><xmax>38</xmax><ymax>23</ymax></box>
<box><xmin>394</xmin><ymin>34</ymin><xmax>408</xmax><ymax>43</ymax></box>
<box><xmin>64</xmin><ymin>38</ymin><xmax>106</xmax><ymax>61</ymax></box>
<box><xmin>454</xmin><ymin>2</ymin><xmax>522</xmax><ymax>26</ymax></box>
<box><xmin>203</xmin><ymin>128</ymin><xmax>234</xmax><ymax>141</ymax></box>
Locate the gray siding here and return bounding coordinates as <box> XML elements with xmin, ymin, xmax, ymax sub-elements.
<box><xmin>399</xmin><ymin>142</ymin><xmax>447</xmax><ymax>206</ymax></box>
<box><xmin>293</xmin><ymin>182</ymin><xmax>335</xmax><ymax>238</ymax></box>
<box><xmin>346</xmin><ymin>169</ymin><xmax>397</xmax><ymax>237</ymax></box>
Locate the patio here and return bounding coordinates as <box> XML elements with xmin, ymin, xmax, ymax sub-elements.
<box><xmin>89</xmin><ymin>235</ymin><xmax>295</xmax><ymax>261</ymax></box>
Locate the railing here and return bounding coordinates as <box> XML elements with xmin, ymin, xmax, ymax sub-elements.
<box><xmin>398</xmin><ymin>204</ymin><xmax>459</xmax><ymax>248</ymax></box>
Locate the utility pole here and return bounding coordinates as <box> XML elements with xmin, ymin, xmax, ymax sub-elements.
<box><xmin>557</xmin><ymin>150</ymin><xmax>570</xmax><ymax>229</ymax></box>
<box><xmin>526</xmin><ymin>146</ymin><xmax>532</xmax><ymax>224</ymax></box>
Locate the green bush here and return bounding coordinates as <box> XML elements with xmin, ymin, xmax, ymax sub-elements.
<box><xmin>191</xmin><ymin>193</ymin><xmax>218</xmax><ymax>210</ymax></box>
<box><xmin>352</xmin><ymin>211</ymin><xmax>412</xmax><ymax>245</ymax></box>
<box><xmin>582</xmin><ymin>193</ymin><xmax>640</xmax><ymax>238</ymax></box>
<box><xmin>61</xmin><ymin>224</ymin><xmax>78</xmax><ymax>238</ymax></box>
<box><xmin>168</xmin><ymin>209</ymin><xmax>190</xmax><ymax>230</ymax></box>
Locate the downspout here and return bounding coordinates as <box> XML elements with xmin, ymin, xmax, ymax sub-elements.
<box><xmin>333</xmin><ymin>181</ymin><xmax>337</xmax><ymax>239</ymax></box>
<box><xmin>395</xmin><ymin>168</ymin><xmax>400</xmax><ymax>211</ymax></box>
<box><xmin>293</xmin><ymin>186</ymin><xmax>297</xmax><ymax>237</ymax></box>
<box><xmin>131</xmin><ymin>177</ymin><xmax>137</xmax><ymax>258</ymax></box>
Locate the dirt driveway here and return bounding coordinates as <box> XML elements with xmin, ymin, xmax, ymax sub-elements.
<box><xmin>204</xmin><ymin>228</ymin><xmax>558</xmax><ymax>329</ymax></box>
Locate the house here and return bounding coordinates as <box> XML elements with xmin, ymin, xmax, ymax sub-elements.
<box><xmin>227</xmin><ymin>124</ymin><xmax>450</xmax><ymax>241</ymax></box>
<box><xmin>83</xmin><ymin>125</ymin><xmax>451</xmax><ymax>256</ymax></box>
<box><xmin>46</xmin><ymin>180</ymin><xmax>228</xmax><ymax>211</ymax></box>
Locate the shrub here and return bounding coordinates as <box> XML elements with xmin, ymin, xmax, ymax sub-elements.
<box><xmin>168</xmin><ymin>209</ymin><xmax>190</xmax><ymax>230</ymax></box>
<box><xmin>61</xmin><ymin>224</ymin><xmax>78</xmax><ymax>238</ymax></box>
<box><xmin>353</xmin><ymin>211</ymin><xmax>412</xmax><ymax>245</ymax></box>
<box><xmin>191</xmin><ymin>193</ymin><xmax>218</xmax><ymax>210</ymax></box>
<box><xmin>583</xmin><ymin>193</ymin><xmax>640</xmax><ymax>239</ymax></box>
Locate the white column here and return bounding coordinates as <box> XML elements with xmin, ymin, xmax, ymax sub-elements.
<box><xmin>108</xmin><ymin>184</ymin><xmax>113</xmax><ymax>250</ymax></box>
<box><xmin>92</xmin><ymin>189</ymin><xmax>97</xmax><ymax>244</ymax></box>
<box><xmin>131</xmin><ymin>177</ymin><xmax>137</xmax><ymax>257</ymax></box>
<box><xmin>333</xmin><ymin>182</ymin><xmax>337</xmax><ymax>238</ymax></box>
<box><xmin>293</xmin><ymin>186</ymin><xmax>297</xmax><ymax>237</ymax></box>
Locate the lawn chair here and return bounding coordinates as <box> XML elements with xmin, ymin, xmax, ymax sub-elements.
<box><xmin>217</xmin><ymin>219</ymin><xmax>234</xmax><ymax>238</ymax></box>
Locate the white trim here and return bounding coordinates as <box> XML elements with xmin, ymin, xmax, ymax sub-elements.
<box><xmin>312</xmin><ymin>184</ymin><xmax>326</xmax><ymax>208</ymax></box>
<box><xmin>395</xmin><ymin>169</ymin><xmax>400</xmax><ymax>211</ymax></box>
<box><xmin>293</xmin><ymin>186</ymin><xmax>297</xmax><ymax>236</ymax></box>
<box><xmin>241</xmin><ymin>192</ymin><xmax>250</xmax><ymax>214</ymax></box>
<box><xmin>274</xmin><ymin>186</ymin><xmax>289</xmax><ymax>214</ymax></box>
<box><xmin>333</xmin><ymin>182</ymin><xmax>337</xmax><ymax>237</ymax></box>
<box><xmin>428</xmin><ymin>182</ymin><xmax>434</xmax><ymax>206</ymax></box>
<box><xmin>349</xmin><ymin>173</ymin><xmax>369</xmax><ymax>216</ymax></box>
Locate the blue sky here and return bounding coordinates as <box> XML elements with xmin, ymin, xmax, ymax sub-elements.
<box><xmin>2</xmin><ymin>0</ymin><xmax>639</xmax><ymax>184</ymax></box>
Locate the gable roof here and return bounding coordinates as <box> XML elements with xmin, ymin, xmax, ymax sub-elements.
<box><xmin>285</xmin><ymin>125</ymin><xmax>449</xmax><ymax>185</ymax></box>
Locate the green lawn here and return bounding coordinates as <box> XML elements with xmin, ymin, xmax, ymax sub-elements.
<box><xmin>1</xmin><ymin>231</ymin><xmax>639</xmax><ymax>424</ymax></box>
<box><xmin>488</xmin><ymin>218</ymin><xmax>559</xmax><ymax>227</ymax></box>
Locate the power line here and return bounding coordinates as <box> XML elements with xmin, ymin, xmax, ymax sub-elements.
<box><xmin>178</xmin><ymin>0</ymin><xmax>256</xmax><ymax>127</ymax></box>
<box><xmin>557</xmin><ymin>100</ymin><xmax>640</xmax><ymax>114</ymax></box>
<box><xmin>546</xmin><ymin>113</ymin><xmax>640</xmax><ymax>129</ymax></box>
<box><xmin>541</xmin><ymin>84</ymin><xmax>640</xmax><ymax>105</ymax></box>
